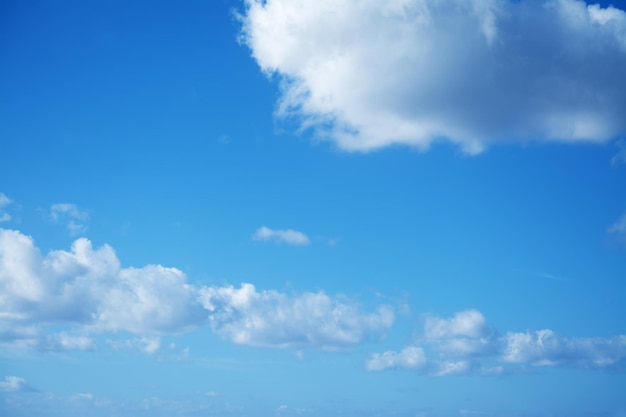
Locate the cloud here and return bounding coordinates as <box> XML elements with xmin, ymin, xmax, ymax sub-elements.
<box><xmin>0</xmin><ymin>228</ymin><xmax>392</xmax><ymax>352</ymax></box>
<box><xmin>0</xmin><ymin>376</ymin><xmax>36</xmax><ymax>393</ymax></box>
<box><xmin>612</xmin><ymin>140</ymin><xmax>626</xmax><ymax>166</ymax></box>
<box><xmin>240</xmin><ymin>0</ymin><xmax>626</xmax><ymax>153</ymax></box>
<box><xmin>252</xmin><ymin>226</ymin><xmax>310</xmax><ymax>246</ymax></box>
<box><xmin>366</xmin><ymin>310</ymin><xmax>626</xmax><ymax>375</ymax></box>
<box><xmin>72</xmin><ymin>392</ymin><xmax>94</xmax><ymax>401</ymax></box>
<box><xmin>0</xmin><ymin>193</ymin><xmax>13</xmax><ymax>223</ymax></box>
<box><xmin>107</xmin><ymin>336</ymin><xmax>161</xmax><ymax>355</ymax></box>
<box><xmin>50</xmin><ymin>203</ymin><xmax>89</xmax><ymax>235</ymax></box>
<box><xmin>200</xmin><ymin>283</ymin><xmax>393</xmax><ymax>350</ymax></box>
<box><xmin>0</xmin><ymin>228</ymin><xmax>208</xmax><ymax>337</ymax></box>
<box><xmin>609</xmin><ymin>212</ymin><xmax>626</xmax><ymax>238</ymax></box>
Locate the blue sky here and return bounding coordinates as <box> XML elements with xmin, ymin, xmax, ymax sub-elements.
<box><xmin>1</xmin><ymin>0</ymin><xmax>626</xmax><ymax>416</ymax></box>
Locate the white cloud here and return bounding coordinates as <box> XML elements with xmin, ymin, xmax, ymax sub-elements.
<box><xmin>0</xmin><ymin>376</ymin><xmax>35</xmax><ymax>393</ymax></box>
<box><xmin>240</xmin><ymin>0</ymin><xmax>626</xmax><ymax>153</ymax></box>
<box><xmin>72</xmin><ymin>392</ymin><xmax>94</xmax><ymax>401</ymax></box>
<box><xmin>199</xmin><ymin>283</ymin><xmax>394</xmax><ymax>350</ymax></box>
<box><xmin>424</xmin><ymin>309</ymin><xmax>490</xmax><ymax>340</ymax></box>
<box><xmin>0</xmin><ymin>193</ymin><xmax>13</xmax><ymax>223</ymax></box>
<box><xmin>252</xmin><ymin>226</ymin><xmax>310</xmax><ymax>246</ymax></box>
<box><xmin>366</xmin><ymin>310</ymin><xmax>626</xmax><ymax>375</ymax></box>
<box><xmin>366</xmin><ymin>345</ymin><xmax>428</xmax><ymax>372</ymax></box>
<box><xmin>0</xmin><ymin>228</ymin><xmax>392</xmax><ymax>352</ymax></box>
<box><xmin>50</xmin><ymin>203</ymin><xmax>89</xmax><ymax>235</ymax></box>
<box><xmin>107</xmin><ymin>336</ymin><xmax>161</xmax><ymax>355</ymax></box>
<box><xmin>501</xmin><ymin>329</ymin><xmax>626</xmax><ymax>368</ymax></box>
<box><xmin>0</xmin><ymin>228</ymin><xmax>207</xmax><ymax>338</ymax></box>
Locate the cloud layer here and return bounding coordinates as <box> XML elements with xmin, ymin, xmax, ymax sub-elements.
<box><xmin>240</xmin><ymin>0</ymin><xmax>626</xmax><ymax>153</ymax></box>
<box><xmin>0</xmin><ymin>228</ymin><xmax>391</xmax><ymax>352</ymax></box>
<box><xmin>367</xmin><ymin>310</ymin><xmax>626</xmax><ymax>375</ymax></box>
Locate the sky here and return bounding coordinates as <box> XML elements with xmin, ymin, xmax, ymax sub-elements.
<box><xmin>1</xmin><ymin>0</ymin><xmax>626</xmax><ymax>416</ymax></box>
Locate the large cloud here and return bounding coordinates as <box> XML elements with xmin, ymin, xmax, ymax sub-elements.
<box><xmin>240</xmin><ymin>0</ymin><xmax>626</xmax><ymax>153</ymax></box>
<box><xmin>367</xmin><ymin>310</ymin><xmax>626</xmax><ymax>375</ymax></box>
<box><xmin>0</xmin><ymin>229</ymin><xmax>392</xmax><ymax>352</ymax></box>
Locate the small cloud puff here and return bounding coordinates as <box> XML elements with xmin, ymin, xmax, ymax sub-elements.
<box><xmin>252</xmin><ymin>226</ymin><xmax>310</xmax><ymax>246</ymax></box>
<box><xmin>0</xmin><ymin>376</ymin><xmax>37</xmax><ymax>393</ymax></box>
<box><xmin>107</xmin><ymin>337</ymin><xmax>161</xmax><ymax>355</ymax></box>
<box><xmin>611</xmin><ymin>140</ymin><xmax>626</xmax><ymax>166</ymax></box>
<box><xmin>609</xmin><ymin>212</ymin><xmax>626</xmax><ymax>238</ymax></box>
<box><xmin>366</xmin><ymin>310</ymin><xmax>626</xmax><ymax>375</ymax></box>
<box><xmin>0</xmin><ymin>193</ymin><xmax>13</xmax><ymax>223</ymax></box>
<box><xmin>50</xmin><ymin>203</ymin><xmax>89</xmax><ymax>235</ymax></box>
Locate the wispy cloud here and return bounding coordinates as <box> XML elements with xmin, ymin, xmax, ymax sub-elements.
<box><xmin>107</xmin><ymin>337</ymin><xmax>161</xmax><ymax>355</ymax></box>
<box><xmin>50</xmin><ymin>203</ymin><xmax>89</xmax><ymax>235</ymax></box>
<box><xmin>611</xmin><ymin>140</ymin><xmax>626</xmax><ymax>166</ymax></box>
<box><xmin>241</xmin><ymin>0</ymin><xmax>626</xmax><ymax>153</ymax></box>
<box><xmin>0</xmin><ymin>376</ymin><xmax>37</xmax><ymax>393</ymax></box>
<box><xmin>252</xmin><ymin>226</ymin><xmax>310</xmax><ymax>246</ymax></box>
<box><xmin>609</xmin><ymin>212</ymin><xmax>626</xmax><ymax>239</ymax></box>
<box><xmin>366</xmin><ymin>310</ymin><xmax>626</xmax><ymax>375</ymax></box>
<box><xmin>0</xmin><ymin>193</ymin><xmax>13</xmax><ymax>223</ymax></box>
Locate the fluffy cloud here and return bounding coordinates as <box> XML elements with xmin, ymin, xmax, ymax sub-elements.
<box><xmin>0</xmin><ymin>228</ymin><xmax>391</xmax><ymax>352</ymax></box>
<box><xmin>366</xmin><ymin>310</ymin><xmax>626</xmax><ymax>375</ymax></box>
<box><xmin>200</xmin><ymin>283</ymin><xmax>393</xmax><ymax>350</ymax></box>
<box><xmin>0</xmin><ymin>193</ymin><xmax>13</xmax><ymax>223</ymax></box>
<box><xmin>0</xmin><ymin>229</ymin><xmax>206</xmax><ymax>336</ymax></box>
<box><xmin>252</xmin><ymin>226</ymin><xmax>310</xmax><ymax>246</ymax></box>
<box><xmin>50</xmin><ymin>203</ymin><xmax>89</xmax><ymax>235</ymax></box>
<box><xmin>240</xmin><ymin>0</ymin><xmax>626</xmax><ymax>153</ymax></box>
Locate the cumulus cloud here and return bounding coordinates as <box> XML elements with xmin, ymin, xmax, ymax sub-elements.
<box><xmin>50</xmin><ymin>203</ymin><xmax>89</xmax><ymax>235</ymax></box>
<box><xmin>0</xmin><ymin>228</ymin><xmax>391</xmax><ymax>352</ymax></box>
<box><xmin>366</xmin><ymin>310</ymin><xmax>626</xmax><ymax>375</ymax></box>
<box><xmin>200</xmin><ymin>283</ymin><xmax>393</xmax><ymax>350</ymax></box>
<box><xmin>252</xmin><ymin>226</ymin><xmax>310</xmax><ymax>246</ymax></box>
<box><xmin>0</xmin><ymin>229</ymin><xmax>205</xmax><ymax>337</ymax></box>
<box><xmin>240</xmin><ymin>0</ymin><xmax>626</xmax><ymax>153</ymax></box>
<box><xmin>0</xmin><ymin>376</ymin><xmax>36</xmax><ymax>393</ymax></box>
<box><xmin>0</xmin><ymin>193</ymin><xmax>13</xmax><ymax>223</ymax></box>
